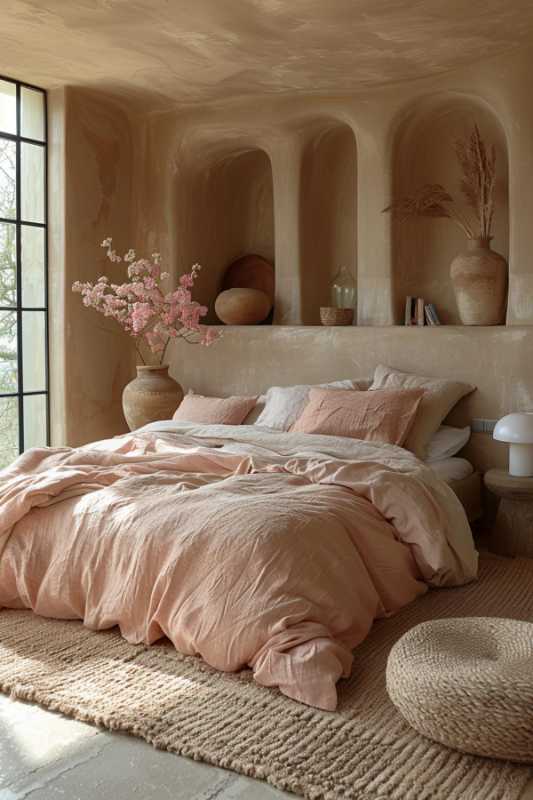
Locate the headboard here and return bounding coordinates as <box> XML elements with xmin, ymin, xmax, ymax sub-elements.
<box><xmin>169</xmin><ymin>325</ymin><xmax>533</xmax><ymax>473</ymax></box>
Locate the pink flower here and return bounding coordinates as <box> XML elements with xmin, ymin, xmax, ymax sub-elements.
<box><xmin>201</xmin><ymin>327</ymin><xmax>221</xmax><ymax>346</ymax></box>
<box><xmin>72</xmin><ymin>239</ymin><xmax>219</xmax><ymax>363</ymax></box>
<box><xmin>131</xmin><ymin>302</ymin><xmax>153</xmax><ymax>333</ymax></box>
<box><xmin>179</xmin><ymin>274</ymin><xmax>194</xmax><ymax>289</ymax></box>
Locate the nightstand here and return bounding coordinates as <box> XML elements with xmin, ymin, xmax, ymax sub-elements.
<box><xmin>484</xmin><ymin>468</ymin><xmax>533</xmax><ymax>558</ymax></box>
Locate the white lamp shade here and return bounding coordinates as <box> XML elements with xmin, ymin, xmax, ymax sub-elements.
<box><xmin>494</xmin><ymin>412</ymin><xmax>533</xmax><ymax>476</ymax></box>
<box><xmin>494</xmin><ymin>412</ymin><xmax>533</xmax><ymax>443</ymax></box>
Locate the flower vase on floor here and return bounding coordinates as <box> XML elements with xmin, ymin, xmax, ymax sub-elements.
<box><xmin>73</xmin><ymin>238</ymin><xmax>220</xmax><ymax>431</ymax></box>
<box><xmin>122</xmin><ymin>365</ymin><xmax>184</xmax><ymax>431</ymax></box>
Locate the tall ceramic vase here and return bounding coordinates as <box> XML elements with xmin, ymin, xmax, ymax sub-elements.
<box><xmin>450</xmin><ymin>237</ymin><xmax>508</xmax><ymax>325</ymax></box>
<box><xmin>122</xmin><ymin>365</ymin><xmax>184</xmax><ymax>431</ymax></box>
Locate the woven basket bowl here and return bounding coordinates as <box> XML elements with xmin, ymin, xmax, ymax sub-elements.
<box><xmin>320</xmin><ymin>306</ymin><xmax>354</xmax><ymax>326</ymax></box>
<box><xmin>386</xmin><ymin>617</ymin><xmax>533</xmax><ymax>763</ymax></box>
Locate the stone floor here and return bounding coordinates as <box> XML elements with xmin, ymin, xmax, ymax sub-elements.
<box><xmin>0</xmin><ymin>695</ymin><xmax>294</xmax><ymax>799</ymax></box>
<box><xmin>4</xmin><ymin>691</ymin><xmax>531</xmax><ymax>800</ymax></box>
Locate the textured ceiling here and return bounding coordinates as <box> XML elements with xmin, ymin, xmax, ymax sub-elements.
<box><xmin>2</xmin><ymin>0</ymin><xmax>533</xmax><ymax>108</ymax></box>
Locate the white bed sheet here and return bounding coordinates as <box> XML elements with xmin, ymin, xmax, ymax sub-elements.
<box><xmin>428</xmin><ymin>457</ymin><xmax>474</xmax><ymax>483</ymax></box>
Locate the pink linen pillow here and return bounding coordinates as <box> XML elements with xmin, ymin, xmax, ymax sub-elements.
<box><xmin>290</xmin><ymin>387</ymin><xmax>425</xmax><ymax>446</ymax></box>
<box><xmin>173</xmin><ymin>394</ymin><xmax>258</xmax><ymax>425</ymax></box>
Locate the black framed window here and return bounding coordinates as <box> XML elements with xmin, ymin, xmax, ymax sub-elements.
<box><xmin>0</xmin><ymin>76</ymin><xmax>48</xmax><ymax>468</ymax></box>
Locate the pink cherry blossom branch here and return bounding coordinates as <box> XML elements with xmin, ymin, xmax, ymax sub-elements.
<box><xmin>72</xmin><ymin>238</ymin><xmax>221</xmax><ymax>365</ymax></box>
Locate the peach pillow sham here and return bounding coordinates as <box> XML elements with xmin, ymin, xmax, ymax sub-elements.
<box><xmin>173</xmin><ymin>394</ymin><xmax>258</xmax><ymax>425</ymax></box>
<box><xmin>370</xmin><ymin>364</ymin><xmax>475</xmax><ymax>460</ymax></box>
<box><xmin>290</xmin><ymin>387</ymin><xmax>425</xmax><ymax>446</ymax></box>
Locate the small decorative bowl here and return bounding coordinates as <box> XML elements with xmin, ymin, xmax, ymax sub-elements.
<box><xmin>320</xmin><ymin>306</ymin><xmax>354</xmax><ymax>326</ymax></box>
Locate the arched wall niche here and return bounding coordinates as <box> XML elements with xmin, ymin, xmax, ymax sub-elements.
<box><xmin>391</xmin><ymin>93</ymin><xmax>509</xmax><ymax>325</ymax></box>
<box><xmin>298</xmin><ymin>119</ymin><xmax>358</xmax><ymax>324</ymax></box>
<box><xmin>175</xmin><ymin>141</ymin><xmax>275</xmax><ymax>324</ymax></box>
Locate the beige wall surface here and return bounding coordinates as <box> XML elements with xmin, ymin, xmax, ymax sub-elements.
<box><xmin>50</xmin><ymin>88</ymin><xmax>134</xmax><ymax>446</ymax></box>
<box><xmin>167</xmin><ymin>325</ymin><xmax>533</xmax><ymax>471</ymax></box>
<box><xmin>48</xmin><ymin>47</ymin><xmax>533</xmax><ymax>447</ymax></box>
<box><xmin>130</xmin><ymin>48</ymin><xmax>533</xmax><ymax>327</ymax></box>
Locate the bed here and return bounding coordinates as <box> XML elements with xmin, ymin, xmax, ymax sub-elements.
<box><xmin>0</xmin><ymin>420</ymin><xmax>478</xmax><ymax>711</ymax></box>
<box><xmin>428</xmin><ymin>458</ymin><xmax>483</xmax><ymax>522</ymax></box>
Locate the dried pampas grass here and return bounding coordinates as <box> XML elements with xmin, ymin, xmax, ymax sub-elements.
<box><xmin>455</xmin><ymin>125</ymin><xmax>496</xmax><ymax>240</ymax></box>
<box><xmin>384</xmin><ymin>125</ymin><xmax>497</xmax><ymax>240</ymax></box>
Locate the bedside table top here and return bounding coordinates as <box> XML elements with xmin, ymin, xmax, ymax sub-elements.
<box><xmin>484</xmin><ymin>468</ymin><xmax>533</xmax><ymax>499</ymax></box>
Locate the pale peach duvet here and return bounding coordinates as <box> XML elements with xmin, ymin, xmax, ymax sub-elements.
<box><xmin>0</xmin><ymin>423</ymin><xmax>478</xmax><ymax>710</ymax></box>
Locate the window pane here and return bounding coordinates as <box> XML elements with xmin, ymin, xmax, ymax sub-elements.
<box><xmin>22</xmin><ymin>310</ymin><xmax>46</xmax><ymax>391</ymax></box>
<box><xmin>0</xmin><ymin>138</ymin><xmax>16</xmax><ymax>220</ymax></box>
<box><xmin>21</xmin><ymin>142</ymin><xmax>45</xmax><ymax>223</ymax></box>
<box><xmin>0</xmin><ymin>80</ymin><xmax>16</xmax><ymax>136</ymax></box>
<box><xmin>1</xmin><ymin>78</ymin><xmax>48</xmax><ymax>464</ymax></box>
<box><xmin>21</xmin><ymin>225</ymin><xmax>45</xmax><ymax>307</ymax></box>
<box><xmin>21</xmin><ymin>87</ymin><xmax>45</xmax><ymax>141</ymax></box>
<box><xmin>23</xmin><ymin>393</ymin><xmax>47</xmax><ymax>450</ymax></box>
<box><xmin>0</xmin><ymin>222</ymin><xmax>16</xmax><ymax>306</ymax></box>
<box><xmin>0</xmin><ymin>397</ymin><xmax>19</xmax><ymax>468</ymax></box>
<box><xmin>0</xmin><ymin>310</ymin><xmax>17</xmax><ymax>392</ymax></box>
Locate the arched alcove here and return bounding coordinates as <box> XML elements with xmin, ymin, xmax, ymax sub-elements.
<box><xmin>299</xmin><ymin>121</ymin><xmax>357</xmax><ymax>325</ymax></box>
<box><xmin>391</xmin><ymin>95</ymin><xmax>509</xmax><ymax>324</ymax></box>
<box><xmin>176</xmin><ymin>146</ymin><xmax>275</xmax><ymax>324</ymax></box>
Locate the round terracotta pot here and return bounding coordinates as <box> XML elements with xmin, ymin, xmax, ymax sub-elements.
<box><xmin>450</xmin><ymin>237</ymin><xmax>508</xmax><ymax>325</ymax></box>
<box><xmin>122</xmin><ymin>365</ymin><xmax>183</xmax><ymax>431</ymax></box>
<box><xmin>215</xmin><ymin>287</ymin><xmax>272</xmax><ymax>325</ymax></box>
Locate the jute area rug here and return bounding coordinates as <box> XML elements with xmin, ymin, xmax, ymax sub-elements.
<box><xmin>1</xmin><ymin>554</ymin><xmax>533</xmax><ymax>800</ymax></box>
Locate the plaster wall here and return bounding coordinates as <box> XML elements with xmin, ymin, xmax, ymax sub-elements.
<box><xmin>50</xmin><ymin>88</ymin><xmax>133</xmax><ymax>446</ymax></box>
<box><xmin>130</xmin><ymin>49</ymin><xmax>533</xmax><ymax>327</ymax></box>
<box><xmin>51</xmin><ymin>47</ymin><xmax>533</xmax><ymax>446</ymax></box>
<box><xmin>5</xmin><ymin>1</ymin><xmax>533</xmax><ymax>111</ymax></box>
<box><xmin>166</xmin><ymin>325</ymin><xmax>533</xmax><ymax>472</ymax></box>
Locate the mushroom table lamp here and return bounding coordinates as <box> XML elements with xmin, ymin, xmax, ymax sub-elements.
<box><xmin>493</xmin><ymin>412</ymin><xmax>533</xmax><ymax>477</ymax></box>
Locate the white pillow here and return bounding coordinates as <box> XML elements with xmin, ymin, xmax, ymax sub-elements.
<box><xmin>426</xmin><ymin>425</ymin><xmax>471</xmax><ymax>463</ymax></box>
<box><xmin>428</xmin><ymin>456</ymin><xmax>473</xmax><ymax>482</ymax></box>
<box><xmin>254</xmin><ymin>380</ymin><xmax>356</xmax><ymax>431</ymax></box>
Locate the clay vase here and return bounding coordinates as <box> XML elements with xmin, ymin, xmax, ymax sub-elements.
<box><xmin>450</xmin><ymin>237</ymin><xmax>508</xmax><ymax>325</ymax></box>
<box><xmin>215</xmin><ymin>287</ymin><xmax>272</xmax><ymax>325</ymax></box>
<box><xmin>122</xmin><ymin>365</ymin><xmax>183</xmax><ymax>431</ymax></box>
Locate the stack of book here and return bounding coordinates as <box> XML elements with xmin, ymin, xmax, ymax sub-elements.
<box><xmin>404</xmin><ymin>297</ymin><xmax>441</xmax><ymax>326</ymax></box>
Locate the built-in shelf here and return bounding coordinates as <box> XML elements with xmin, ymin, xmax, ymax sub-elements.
<box><xmin>176</xmin><ymin>146</ymin><xmax>274</xmax><ymax>324</ymax></box>
<box><xmin>391</xmin><ymin>94</ymin><xmax>509</xmax><ymax>325</ymax></box>
<box><xmin>174</xmin><ymin>98</ymin><xmax>511</xmax><ymax>329</ymax></box>
<box><xmin>300</xmin><ymin>120</ymin><xmax>357</xmax><ymax>324</ymax></box>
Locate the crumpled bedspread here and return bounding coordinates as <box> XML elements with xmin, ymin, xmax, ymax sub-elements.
<box><xmin>0</xmin><ymin>422</ymin><xmax>478</xmax><ymax>710</ymax></box>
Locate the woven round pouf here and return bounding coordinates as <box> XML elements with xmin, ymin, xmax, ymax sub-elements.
<box><xmin>386</xmin><ymin>617</ymin><xmax>533</xmax><ymax>763</ymax></box>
